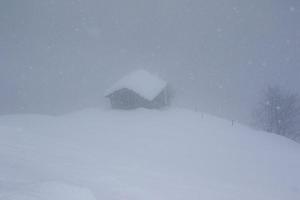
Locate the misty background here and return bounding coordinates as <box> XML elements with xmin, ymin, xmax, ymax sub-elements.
<box><xmin>0</xmin><ymin>0</ymin><xmax>299</xmax><ymax>122</ymax></box>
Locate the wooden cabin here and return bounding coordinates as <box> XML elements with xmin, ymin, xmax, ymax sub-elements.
<box><xmin>105</xmin><ymin>70</ymin><xmax>170</xmax><ymax>109</ymax></box>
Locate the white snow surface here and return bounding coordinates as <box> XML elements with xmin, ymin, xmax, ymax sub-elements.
<box><xmin>0</xmin><ymin>182</ymin><xmax>96</xmax><ymax>200</ymax></box>
<box><xmin>105</xmin><ymin>70</ymin><xmax>167</xmax><ymax>100</ymax></box>
<box><xmin>0</xmin><ymin>108</ymin><xmax>299</xmax><ymax>200</ymax></box>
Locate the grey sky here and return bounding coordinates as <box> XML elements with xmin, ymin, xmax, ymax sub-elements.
<box><xmin>0</xmin><ymin>0</ymin><xmax>299</xmax><ymax>121</ymax></box>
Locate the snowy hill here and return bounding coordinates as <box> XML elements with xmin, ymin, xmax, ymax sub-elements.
<box><xmin>0</xmin><ymin>108</ymin><xmax>299</xmax><ymax>200</ymax></box>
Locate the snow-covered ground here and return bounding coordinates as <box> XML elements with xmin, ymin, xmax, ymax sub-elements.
<box><xmin>0</xmin><ymin>108</ymin><xmax>299</xmax><ymax>200</ymax></box>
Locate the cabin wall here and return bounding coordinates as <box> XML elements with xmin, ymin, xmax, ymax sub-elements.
<box><xmin>108</xmin><ymin>88</ymin><xmax>148</xmax><ymax>109</ymax></box>
<box><xmin>108</xmin><ymin>88</ymin><xmax>169</xmax><ymax>110</ymax></box>
<box><xmin>149</xmin><ymin>91</ymin><xmax>169</xmax><ymax>109</ymax></box>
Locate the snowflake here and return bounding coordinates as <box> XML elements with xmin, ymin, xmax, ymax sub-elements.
<box><xmin>276</xmin><ymin>106</ymin><xmax>281</xmax><ymax>110</ymax></box>
<box><xmin>289</xmin><ymin>6</ymin><xmax>295</xmax><ymax>12</ymax></box>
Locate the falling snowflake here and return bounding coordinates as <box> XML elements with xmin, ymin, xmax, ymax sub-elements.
<box><xmin>276</xmin><ymin>106</ymin><xmax>281</xmax><ymax>110</ymax></box>
<box><xmin>289</xmin><ymin>6</ymin><xmax>295</xmax><ymax>12</ymax></box>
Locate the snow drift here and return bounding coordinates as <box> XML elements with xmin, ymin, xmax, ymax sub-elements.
<box><xmin>0</xmin><ymin>182</ymin><xmax>96</xmax><ymax>200</ymax></box>
<box><xmin>0</xmin><ymin>108</ymin><xmax>299</xmax><ymax>200</ymax></box>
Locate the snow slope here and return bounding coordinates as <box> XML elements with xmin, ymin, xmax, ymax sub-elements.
<box><xmin>0</xmin><ymin>182</ymin><xmax>96</xmax><ymax>200</ymax></box>
<box><xmin>0</xmin><ymin>108</ymin><xmax>299</xmax><ymax>200</ymax></box>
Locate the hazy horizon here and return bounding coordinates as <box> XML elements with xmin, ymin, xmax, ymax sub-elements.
<box><xmin>0</xmin><ymin>0</ymin><xmax>299</xmax><ymax>122</ymax></box>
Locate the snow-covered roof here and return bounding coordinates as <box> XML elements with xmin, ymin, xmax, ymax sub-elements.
<box><xmin>105</xmin><ymin>70</ymin><xmax>167</xmax><ymax>101</ymax></box>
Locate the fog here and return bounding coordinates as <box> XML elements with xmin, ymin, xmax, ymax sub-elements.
<box><xmin>0</xmin><ymin>0</ymin><xmax>299</xmax><ymax>122</ymax></box>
